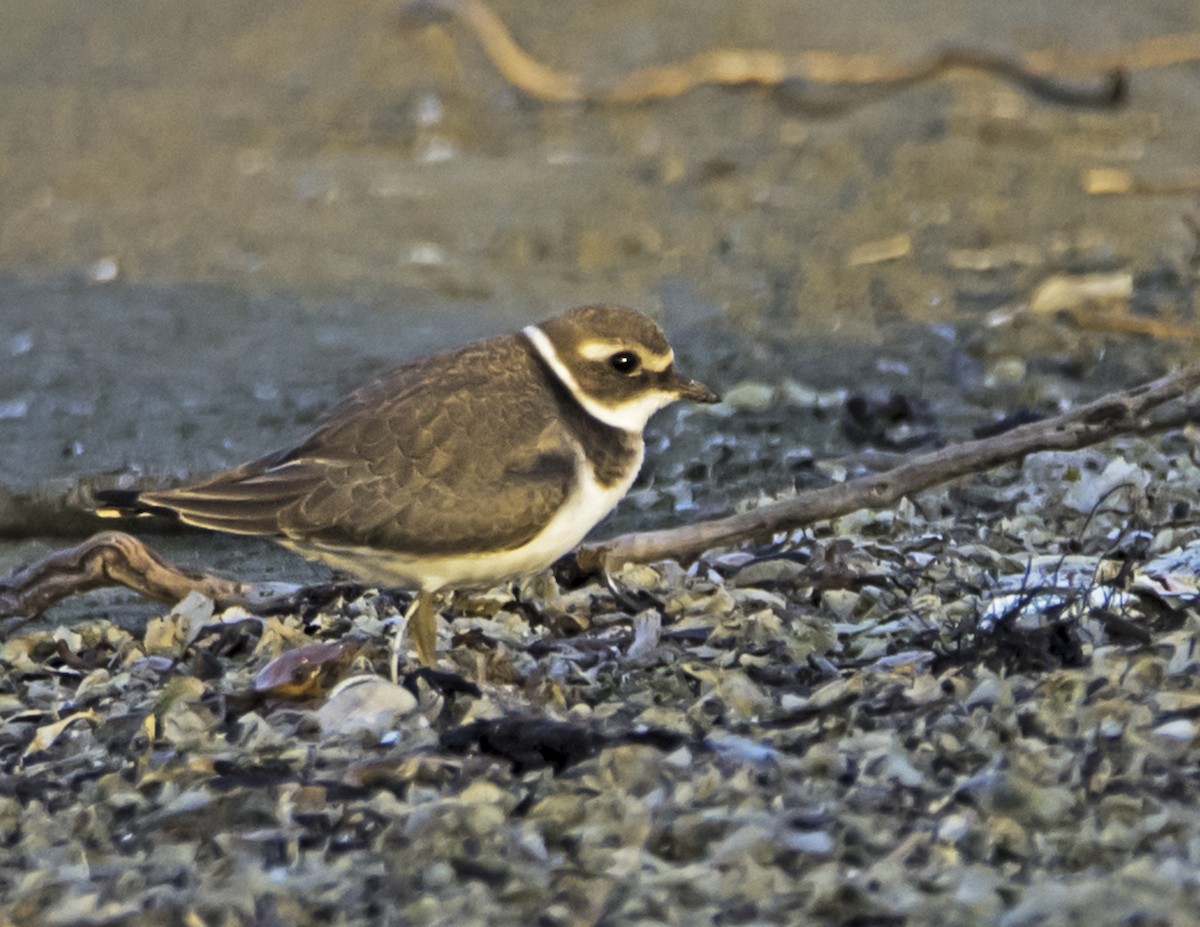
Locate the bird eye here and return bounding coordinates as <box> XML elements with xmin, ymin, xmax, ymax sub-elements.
<box><xmin>609</xmin><ymin>351</ymin><xmax>641</xmax><ymax>375</ymax></box>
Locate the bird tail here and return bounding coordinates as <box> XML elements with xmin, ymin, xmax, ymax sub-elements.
<box><xmin>93</xmin><ymin>488</ymin><xmax>180</xmax><ymax>521</ymax></box>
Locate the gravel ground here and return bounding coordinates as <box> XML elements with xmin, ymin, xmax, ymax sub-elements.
<box><xmin>2</xmin><ymin>2</ymin><xmax>1200</xmax><ymax>925</ymax></box>
<box><xmin>4</xmin><ymin>433</ymin><xmax>1200</xmax><ymax>926</ymax></box>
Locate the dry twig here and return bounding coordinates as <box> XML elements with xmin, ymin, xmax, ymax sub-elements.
<box><xmin>0</xmin><ymin>531</ymin><xmax>297</xmax><ymax>635</ymax></box>
<box><xmin>569</xmin><ymin>365</ymin><xmax>1200</xmax><ymax>573</ymax></box>
<box><xmin>1</xmin><ymin>367</ymin><xmax>1198</xmax><ymax>626</ymax></box>
<box><xmin>395</xmin><ymin>0</ymin><xmax>1167</xmax><ymax>109</ymax></box>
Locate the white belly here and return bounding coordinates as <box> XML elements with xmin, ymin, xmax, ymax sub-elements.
<box><xmin>283</xmin><ymin>444</ymin><xmax>643</xmax><ymax>591</ymax></box>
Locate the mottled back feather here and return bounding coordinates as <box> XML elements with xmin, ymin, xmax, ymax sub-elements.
<box><xmin>136</xmin><ymin>333</ymin><xmax>631</xmax><ymax>555</ymax></box>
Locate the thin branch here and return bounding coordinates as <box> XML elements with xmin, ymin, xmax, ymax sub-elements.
<box><xmin>2</xmin><ymin>368</ymin><xmax>1198</xmax><ymax>628</ymax></box>
<box><xmin>0</xmin><ymin>531</ymin><xmax>298</xmax><ymax>633</ymax></box>
<box><xmin>568</xmin><ymin>366</ymin><xmax>1200</xmax><ymax>574</ymax></box>
<box><xmin>395</xmin><ymin>0</ymin><xmax>1162</xmax><ymax>109</ymax></box>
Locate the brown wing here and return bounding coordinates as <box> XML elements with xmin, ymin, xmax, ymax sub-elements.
<box><xmin>139</xmin><ymin>334</ymin><xmax>578</xmax><ymax>555</ymax></box>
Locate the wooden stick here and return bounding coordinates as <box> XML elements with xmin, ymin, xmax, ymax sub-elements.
<box><xmin>2</xmin><ymin>368</ymin><xmax>1198</xmax><ymax>628</ymax></box>
<box><xmin>398</xmin><ymin>0</ymin><xmax>1152</xmax><ymax>108</ymax></box>
<box><xmin>0</xmin><ymin>531</ymin><xmax>298</xmax><ymax>632</ymax></box>
<box><xmin>569</xmin><ymin>366</ymin><xmax>1200</xmax><ymax>573</ymax></box>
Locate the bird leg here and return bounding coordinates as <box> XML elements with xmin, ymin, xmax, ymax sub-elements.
<box><xmin>406</xmin><ymin>589</ymin><xmax>441</xmax><ymax>668</ymax></box>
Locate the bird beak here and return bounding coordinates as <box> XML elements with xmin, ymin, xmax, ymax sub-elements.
<box><xmin>671</xmin><ymin>373</ymin><xmax>719</xmax><ymax>404</ymax></box>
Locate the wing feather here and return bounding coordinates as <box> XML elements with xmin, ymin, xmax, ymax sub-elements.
<box><xmin>136</xmin><ymin>335</ymin><xmax>581</xmax><ymax>555</ymax></box>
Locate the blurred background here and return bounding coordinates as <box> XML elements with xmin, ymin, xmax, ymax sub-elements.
<box><xmin>1</xmin><ymin>0</ymin><xmax>1198</xmax><ymax>570</ymax></box>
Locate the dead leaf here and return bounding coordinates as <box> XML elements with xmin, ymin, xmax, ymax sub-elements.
<box><xmin>254</xmin><ymin>641</ymin><xmax>358</xmax><ymax>700</ymax></box>
<box><xmin>23</xmin><ymin>709</ymin><xmax>98</xmax><ymax>758</ymax></box>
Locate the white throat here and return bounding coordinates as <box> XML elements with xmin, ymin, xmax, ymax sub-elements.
<box><xmin>522</xmin><ymin>325</ymin><xmax>674</xmax><ymax>433</ymax></box>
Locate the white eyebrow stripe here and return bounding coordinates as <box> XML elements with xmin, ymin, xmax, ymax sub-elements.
<box><xmin>576</xmin><ymin>339</ymin><xmax>628</xmax><ymax>360</ymax></box>
<box><xmin>576</xmin><ymin>339</ymin><xmax>674</xmax><ymax>371</ymax></box>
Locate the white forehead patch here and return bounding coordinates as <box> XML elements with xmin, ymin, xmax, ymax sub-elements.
<box><xmin>577</xmin><ymin>338</ymin><xmax>674</xmax><ymax>372</ymax></box>
<box><xmin>524</xmin><ymin>326</ymin><xmax>679</xmax><ymax>432</ymax></box>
